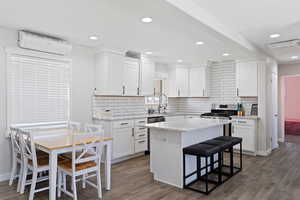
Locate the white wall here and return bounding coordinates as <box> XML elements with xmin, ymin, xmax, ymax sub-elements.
<box><xmin>278</xmin><ymin>63</ymin><xmax>300</xmax><ymax>141</ymax></box>
<box><xmin>0</xmin><ymin>27</ymin><xmax>96</xmax><ymax>180</ymax></box>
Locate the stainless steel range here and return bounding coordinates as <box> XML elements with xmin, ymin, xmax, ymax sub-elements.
<box><xmin>201</xmin><ymin>104</ymin><xmax>237</xmax><ymax>136</ymax></box>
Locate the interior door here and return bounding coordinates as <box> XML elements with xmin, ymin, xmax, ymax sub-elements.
<box><xmin>272</xmin><ymin>72</ymin><xmax>279</xmax><ymax>149</ymax></box>
<box><xmin>123</xmin><ymin>58</ymin><xmax>140</xmax><ymax>96</ymax></box>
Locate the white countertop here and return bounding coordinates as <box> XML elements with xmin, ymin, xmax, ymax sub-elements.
<box><xmin>145</xmin><ymin>118</ymin><xmax>231</xmax><ymax>132</ymax></box>
<box><xmin>93</xmin><ymin>112</ymin><xmax>203</xmax><ymax>121</ymax></box>
<box><xmin>231</xmin><ymin>115</ymin><xmax>259</xmax><ymax>120</ymax></box>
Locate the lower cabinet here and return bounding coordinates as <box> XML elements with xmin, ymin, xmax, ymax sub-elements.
<box><xmin>232</xmin><ymin>119</ymin><xmax>257</xmax><ymax>154</ymax></box>
<box><xmin>112</xmin><ymin>128</ymin><xmax>134</xmax><ymax>159</ymax></box>
<box><xmin>96</xmin><ymin>118</ymin><xmax>148</xmax><ymax>160</ymax></box>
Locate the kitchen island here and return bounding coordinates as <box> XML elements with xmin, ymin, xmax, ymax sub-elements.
<box><xmin>145</xmin><ymin>118</ymin><xmax>231</xmax><ymax>188</ymax></box>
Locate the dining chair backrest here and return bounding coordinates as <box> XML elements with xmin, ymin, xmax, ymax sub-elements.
<box><xmin>84</xmin><ymin>124</ymin><xmax>103</xmax><ymax>133</ymax></box>
<box><xmin>19</xmin><ymin>130</ymin><xmax>38</xmax><ymax>168</ymax></box>
<box><xmin>71</xmin><ymin>131</ymin><xmax>103</xmax><ymax>172</ymax></box>
<box><xmin>68</xmin><ymin>121</ymin><xmax>81</xmax><ymax>132</ymax></box>
<box><xmin>10</xmin><ymin>127</ymin><xmax>22</xmax><ymax>158</ymax></box>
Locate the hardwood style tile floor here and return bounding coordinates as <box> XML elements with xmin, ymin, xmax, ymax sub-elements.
<box><xmin>2</xmin><ymin>142</ymin><xmax>300</xmax><ymax>200</ymax></box>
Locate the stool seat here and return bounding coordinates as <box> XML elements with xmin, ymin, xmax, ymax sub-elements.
<box><xmin>201</xmin><ymin>139</ymin><xmax>232</xmax><ymax>151</ymax></box>
<box><xmin>183</xmin><ymin>143</ymin><xmax>221</xmax><ymax>157</ymax></box>
<box><xmin>214</xmin><ymin>136</ymin><xmax>242</xmax><ymax>145</ymax></box>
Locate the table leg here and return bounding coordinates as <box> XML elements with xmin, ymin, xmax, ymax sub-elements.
<box><xmin>105</xmin><ymin>140</ymin><xmax>112</xmax><ymax>190</ymax></box>
<box><xmin>49</xmin><ymin>151</ymin><xmax>58</xmax><ymax>200</ymax></box>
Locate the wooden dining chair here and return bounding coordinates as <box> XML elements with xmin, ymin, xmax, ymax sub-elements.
<box><xmin>19</xmin><ymin>130</ymin><xmax>67</xmax><ymax>200</ymax></box>
<box><xmin>57</xmin><ymin>131</ymin><xmax>104</xmax><ymax>200</ymax></box>
<box><xmin>9</xmin><ymin>127</ymin><xmax>23</xmax><ymax>192</ymax></box>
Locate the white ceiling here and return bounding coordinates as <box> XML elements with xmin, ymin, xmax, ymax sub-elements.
<box><xmin>0</xmin><ymin>0</ymin><xmax>258</xmax><ymax>66</ymax></box>
<box><xmin>191</xmin><ymin>0</ymin><xmax>300</xmax><ymax>64</ymax></box>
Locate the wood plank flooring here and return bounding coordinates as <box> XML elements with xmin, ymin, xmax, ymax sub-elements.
<box><xmin>2</xmin><ymin>142</ymin><xmax>300</xmax><ymax>200</ymax></box>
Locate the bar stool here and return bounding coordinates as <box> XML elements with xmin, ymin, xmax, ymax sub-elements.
<box><xmin>183</xmin><ymin>143</ymin><xmax>222</xmax><ymax>194</ymax></box>
<box><xmin>214</xmin><ymin>136</ymin><xmax>243</xmax><ymax>176</ymax></box>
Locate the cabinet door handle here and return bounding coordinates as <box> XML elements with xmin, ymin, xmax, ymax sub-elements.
<box><xmin>237</xmin><ymin>88</ymin><xmax>239</xmax><ymax>96</ymax></box>
<box><xmin>138</xmin><ymin>140</ymin><xmax>146</xmax><ymax>144</ymax></box>
<box><xmin>138</xmin><ymin>121</ymin><xmax>146</xmax><ymax>123</ymax></box>
<box><xmin>238</xmin><ymin>121</ymin><xmax>247</xmax><ymax>124</ymax></box>
<box><xmin>178</xmin><ymin>89</ymin><xmax>180</xmax><ymax>97</ymax></box>
<box><xmin>139</xmin><ymin>134</ymin><xmax>146</xmax><ymax>137</ymax></box>
<box><xmin>122</xmin><ymin>86</ymin><xmax>125</xmax><ymax>95</ymax></box>
<box><xmin>137</xmin><ymin>87</ymin><xmax>140</xmax><ymax>95</ymax></box>
<box><xmin>139</xmin><ymin>127</ymin><xmax>146</xmax><ymax>130</ymax></box>
<box><xmin>120</xmin><ymin>122</ymin><xmax>129</xmax><ymax>125</ymax></box>
<box><xmin>132</xmin><ymin>128</ymin><xmax>134</xmax><ymax>136</ymax></box>
<box><xmin>203</xmin><ymin>89</ymin><xmax>205</xmax><ymax>96</ymax></box>
<box><xmin>154</xmin><ymin>88</ymin><xmax>156</xmax><ymax>95</ymax></box>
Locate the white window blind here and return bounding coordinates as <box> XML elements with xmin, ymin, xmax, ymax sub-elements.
<box><xmin>6</xmin><ymin>53</ymin><xmax>71</xmax><ymax>127</ymax></box>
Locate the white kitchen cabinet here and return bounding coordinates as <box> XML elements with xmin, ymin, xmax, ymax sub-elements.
<box><xmin>189</xmin><ymin>67</ymin><xmax>209</xmax><ymax>97</ymax></box>
<box><xmin>95</xmin><ymin>118</ymin><xmax>148</xmax><ymax>160</ymax></box>
<box><xmin>112</xmin><ymin>128</ymin><xmax>134</xmax><ymax>159</ymax></box>
<box><xmin>123</xmin><ymin>58</ymin><xmax>140</xmax><ymax>96</ymax></box>
<box><xmin>168</xmin><ymin>67</ymin><xmax>189</xmax><ymax>97</ymax></box>
<box><xmin>232</xmin><ymin>119</ymin><xmax>257</xmax><ymax>154</ymax></box>
<box><xmin>95</xmin><ymin>51</ymin><xmax>124</xmax><ymax>95</ymax></box>
<box><xmin>140</xmin><ymin>57</ymin><xmax>155</xmax><ymax>96</ymax></box>
<box><xmin>236</xmin><ymin>62</ymin><xmax>258</xmax><ymax>97</ymax></box>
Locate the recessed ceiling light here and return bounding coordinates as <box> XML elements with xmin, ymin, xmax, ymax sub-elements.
<box><xmin>269</xmin><ymin>33</ymin><xmax>280</xmax><ymax>38</ymax></box>
<box><xmin>145</xmin><ymin>51</ymin><xmax>153</xmax><ymax>55</ymax></box>
<box><xmin>89</xmin><ymin>36</ymin><xmax>99</xmax><ymax>40</ymax></box>
<box><xmin>141</xmin><ymin>17</ymin><xmax>153</xmax><ymax>23</ymax></box>
<box><xmin>196</xmin><ymin>41</ymin><xmax>204</xmax><ymax>45</ymax></box>
<box><xmin>291</xmin><ymin>56</ymin><xmax>299</xmax><ymax>60</ymax></box>
<box><xmin>177</xmin><ymin>59</ymin><xmax>183</xmax><ymax>63</ymax></box>
<box><xmin>222</xmin><ymin>53</ymin><xmax>230</xmax><ymax>57</ymax></box>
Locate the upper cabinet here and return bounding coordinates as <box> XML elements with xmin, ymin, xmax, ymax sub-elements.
<box><xmin>140</xmin><ymin>57</ymin><xmax>155</xmax><ymax>96</ymax></box>
<box><xmin>236</xmin><ymin>62</ymin><xmax>258</xmax><ymax>97</ymax></box>
<box><xmin>123</xmin><ymin>57</ymin><xmax>140</xmax><ymax>96</ymax></box>
<box><xmin>95</xmin><ymin>51</ymin><xmax>125</xmax><ymax>95</ymax></box>
<box><xmin>189</xmin><ymin>67</ymin><xmax>209</xmax><ymax>97</ymax></box>
<box><xmin>168</xmin><ymin>67</ymin><xmax>189</xmax><ymax>97</ymax></box>
<box><xmin>95</xmin><ymin>51</ymin><xmax>154</xmax><ymax>96</ymax></box>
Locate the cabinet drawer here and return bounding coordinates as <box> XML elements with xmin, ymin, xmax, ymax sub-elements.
<box><xmin>134</xmin><ymin>118</ymin><xmax>147</xmax><ymax>126</ymax></box>
<box><xmin>135</xmin><ymin>131</ymin><xmax>148</xmax><ymax>140</ymax></box>
<box><xmin>135</xmin><ymin>139</ymin><xmax>148</xmax><ymax>153</ymax></box>
<box><xmin>135</xmin><ymin>126</ymin><xmax>147</xmax><ymax>133</ymax></box>
<box><xmin>232</xmin><ymin>119</ymin><xmax>255</xmax><ymax>126</ymax></box>
<box><xmin>113</xmin><ymin>120</ymin><xmax>133</xmax><ymax>129</ymax></box>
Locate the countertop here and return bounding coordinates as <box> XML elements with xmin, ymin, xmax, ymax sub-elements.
<box><xmin>144</xmin><ymin>118</ymin><xmax>231</xmax><ymax>132</ymax></box>
<box><xmin>231</xmin><ymin>115</ymin><xmax>259</xmax><ymax>120</ymax></box>
<box><xmin>93</xmin><ymin>112</ymin><xmax>203</xmax><ymax>121</ymax></box>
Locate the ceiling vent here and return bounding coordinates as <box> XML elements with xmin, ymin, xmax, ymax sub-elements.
<box><xmin>18</xmin><ymin>30</ymin><xmax>72</xmax><ymax>55</ymax></box>
<box><xmin>268</xmin><ymin>39</ymin><xmax>300</xmax><ymax>49</ymax></box>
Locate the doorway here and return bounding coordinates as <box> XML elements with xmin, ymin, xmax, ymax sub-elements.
<box><xmin>281</xmin><ymin>76</ymin><xmax>300</xmax><ymax>144</ymax></box>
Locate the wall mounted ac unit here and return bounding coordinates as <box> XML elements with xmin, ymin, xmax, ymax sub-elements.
<box><xmin>18</xmin><ymin>31</ymin><xmax>72</xmax><ymax>55</ymax></box>
<box><xmin>268</xmin><ymin>39</ymin><xmax>300</xmax><ymax>49</ymax></box>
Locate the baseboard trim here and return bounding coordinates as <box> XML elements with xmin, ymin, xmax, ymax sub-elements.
<box><xmin>0</xmin><ymin>173</ymin><xmax>10</xmax><ymax>182</ymax></box>
<box><xmin>278</xmin><ymin>138</ymin><xmax>284</xmax><ymax>143</ymax></box>
<box><xmin>256</xmin><ymin>149</ymin><xmax>272</xmax><ymax>156</ymax></box>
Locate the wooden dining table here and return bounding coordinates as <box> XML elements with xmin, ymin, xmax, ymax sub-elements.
<box><xmin>31</xmin><ymin>128</ymin><xmax>112</xmax><ymax>200</ymax></box>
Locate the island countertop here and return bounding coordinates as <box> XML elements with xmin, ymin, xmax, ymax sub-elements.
<box><xmin>144</xmin><ymin>118</ymin><xmax>231</xmax><ymax>132</ymax></box>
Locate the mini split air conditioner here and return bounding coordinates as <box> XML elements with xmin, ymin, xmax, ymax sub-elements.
<box><xmin>18</xmin><ymin>31</ymin><xmax>72</xmax><ymax>55</ymax></box>
<box><xmin>268</xmin><ymin>39</ymin><xmax>300</xmax><ymax>49</ymax></box>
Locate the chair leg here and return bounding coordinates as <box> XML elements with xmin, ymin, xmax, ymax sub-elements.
<box><xmin>82</xmin><ymin>174</ymin><xmax>86</xmax><ymax>189</ymax></box>
<box><xmin>29</xmin><ymin>171</ymin><xmax>37</xmax><ymax>200</ymax></box>
<box><xmin>96</xmin><ymin>169</ymin><xmax>102</xmax><ymax>199</ymax></box>
<box><xmin>72</xmin><ymin>176</ymin><xmax>78</xmax><ymax>200</ymax></box>
<box><xmin>58</xmin><ymin>171</ymin><xmax>62</xmax><ymax>197</ymax></box>
<box><xmin>9</xmin><ymin>158</ymin><xmax>17</xmax><ymax>186</ymax></box>
<box><xmin>63</xmin><ymin>173</ymin><xmax>67</xmax><ymax>191</ymax></box>
<box><xmin>17</xmin><ymin>162</ymin><xmax>23</xmax><ymax>192</ymax></box>
<box><xmin>20</xmin><ymin>161</ymin><xmax>28</xmax><ymax>194</ymax></box>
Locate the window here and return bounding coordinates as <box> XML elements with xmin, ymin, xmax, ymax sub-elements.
<box><xmin>6</xmin><ymin>52</ymin><xmax>71</xmax><ymax>127</ymax></box>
